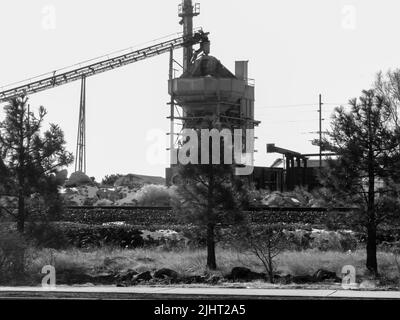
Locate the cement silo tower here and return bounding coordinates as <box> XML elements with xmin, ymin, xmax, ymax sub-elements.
<box><xmin>167</xmin><ymin>0</ymin><xmax>259</xmax><ymax>182</ymax></box>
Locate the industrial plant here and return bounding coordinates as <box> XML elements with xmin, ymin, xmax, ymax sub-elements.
<box><xmin>0</xmin><ymin>0</ymin><xmax>325</xmax><ymax>191</ymax></box>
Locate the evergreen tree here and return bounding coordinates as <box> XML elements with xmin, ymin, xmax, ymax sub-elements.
<box><xmin>172</xmin><ymin>122</ymin><xmax>249</xmax><ymax>270</ymax></box>
<box><xmin>0</xmin><ymin>97</ymin><xmax>73</xmax><ymax>232</ymax></box>
<box><xmin>174</xmin><ymin>162</ymin><xmax>247</xmax><ymax>270</ymax></box>
<box><xmin>319</xmin><ymin>89</ymin><xmax>400</xmax><ymax>275</ymax></box>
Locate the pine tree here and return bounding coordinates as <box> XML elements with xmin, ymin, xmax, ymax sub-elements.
<box><xmin>319</xmin><ymin>89</ymin><xmax>400</xmax><ymax>275</ymax></box>
<box><xmin>173</xmin><ymin>162</ymin><xmax>248</xmax><ymax>270</ymax></box>
<box><xmin>0</xmin><ymin>97</ymin><xmax>74</xmax><ymax>232</ymax></box>
<box><xmin>172</xmin><ymin>119</ymin><xmax>250</xmax><ymax>270</ymax></box>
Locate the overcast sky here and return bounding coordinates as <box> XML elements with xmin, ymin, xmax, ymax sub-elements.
<box><xmin>1</xmin><ymin>0</ymin><xmax>400</xmax><ymax>181</ymax></box>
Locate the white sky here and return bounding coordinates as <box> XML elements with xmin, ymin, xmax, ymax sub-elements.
<box><xmin>1</xmin><ymin>0</ymin><xmax>400</xmax><ymax>181</ymax></box>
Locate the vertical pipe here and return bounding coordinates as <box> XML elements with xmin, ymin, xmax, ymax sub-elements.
<box><xmin>181</xmin><ymin>0</ymin><xmax>194</xmax><ymax>72</ymax></box>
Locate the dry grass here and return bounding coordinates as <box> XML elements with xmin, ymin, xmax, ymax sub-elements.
<box><xmin>26</xmin><ymin>246</ymin><xmax>400</xmax><ymax>283</ymax></box>
<box><xmin>277</xmin><ymin>250</ymin><xmax>398</xmax><ymax>278</ymax></box>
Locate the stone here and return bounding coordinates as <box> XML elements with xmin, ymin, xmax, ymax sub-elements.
<box><xmin>154</xmin><ymin>268</ymin><xmax>179</xmax><ymax>280</ymax></box>
<box><xmin>292</xmin><ymin>275</ymin><xmax>315</xmax><ymax>284</ymax></box>
<box><xmin>229</xmin><ymin>267</ymin><xmax>265</xmax><ymax>281</ymax></box>
<box><xmin>313</xmin><ymin>269</ymin><xmax>339</xmax><ymax>282</ymax></box>
<box><xmin>116</xmin><ymin>269</ymin><xmax>139</xmax><ymax>282</ymax></box>
<box><xmin>182</xmin><ymin>275</ymin><xmax>205</xmax><ymax>284</ymax></box>
<box><xmin>261</xmin><ymin>192</ymin><xmax>303</xmax><ymax>207</ymax></box>
<box><xmin>359</xmin><ymin>280</ymin><xmax>377</xmax><ymax>289</ymax></box>
<box><xmin>207</xmin><ymin>275</ymin><xmax>222</xmax><ymax>284</ymax></box>
<box><xmin>134</xmin><ymin>271</ymin><xmax>152</xmax><ymax>282</ymax></box>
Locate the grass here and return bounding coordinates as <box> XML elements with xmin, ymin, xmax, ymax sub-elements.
<box><xmin>25</xmin><ymin>246</ymin><xmax>400</xmax><ymax>285</ymax></box>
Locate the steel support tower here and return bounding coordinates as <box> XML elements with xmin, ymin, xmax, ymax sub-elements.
<box><xmin>75</xmin><ymin>76</ymin><xmax>86</xmax><ymax>173</ymax></box>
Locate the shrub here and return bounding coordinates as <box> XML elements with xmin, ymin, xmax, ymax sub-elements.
<box><xmin>135</xmin><ymin>185</ymin><xmax>176</xmax><ymax>207</ymax></box>
<box><xmin>180</xmin><ymin>225</ymin><xmax>207</xmax><ymax>248</ymax></box>
<box><xmin>338</xmin><ymin>231</ymin><xmax>358</xmax><ymax>251</ymax></box>
<box><xmin>58</xmin><ymin>223</ymin><xmax>145</xmax><ymax>248</ymax></box>
<box><xmin>284</xmin><ymin>229</ymin><xmax>312</xmax><ymax>251</ymax></box>
<box><xmin>310</xmin><ymin>231</ymin><xmax>343</xmax><ymax>251</ymax></box>
<box><xmin>26</xmin><ymin>222</ymin><xmax>69</xmax><ymax>250</ymax></box>
<box><xmin>101</xmin><ymin>174</ymin><xmax>124</xmax><ymax>187</ymax></box>
<box><xmin>0</xmin><ymin>230</ymin><xmax>28</xmax><ymax>283</ymax></box>
<box><xmin>227</xmin><ymin>223</ymin><xmax>288</xmax><ymax>283</ymax></box>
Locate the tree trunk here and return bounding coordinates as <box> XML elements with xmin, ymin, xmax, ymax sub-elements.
<box><xmin>206</xmin><ymin>162</ymin><xmax>217</xmax><ymax>270</ymax></box>
<box><xmin>366</xmin><ymin>222</ymin><xmax>378</xmax><ymax>275</ymax></box>
<box><xmin>366</xmin><ymin>104</ymin><xmax>378</xmax><ymax>276</ymax></box>
<box><xmin>17</xmin><ymin>101</ymin><xmax>26</xmax><ymax>234</ymax></box>
<box><xmin>17</xmin><ymin>191</ymin><xmax>25</xmax><ymax>233</ymax></box>
<box><xmin>268</xmin><ymin>258</ymin><xmax>274</xmax><ymax>284</ymax></box>
<box><xmin>206</xmin><ymin>223</ymin><xmax>217</xmax><ymax>270</ymax></box>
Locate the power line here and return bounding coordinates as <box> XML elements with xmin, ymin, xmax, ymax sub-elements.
<box><xmin>257</xmin><ymin>102</ymin><xmax>349</xmax><ymax>109</ymax></box>
<box><xmin>261</xmin><ymin>119</ymin><xmax>321</xmax><ymax>124</ymax></box>
<box><xmin>257</xmin><ymin>104</ymin><xmax>315</xmax><ymax>109</ymax></box>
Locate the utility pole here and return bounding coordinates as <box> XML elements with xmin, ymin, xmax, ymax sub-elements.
<box><xmin>318</xmin><ymin>94</ymin><xmax>323</xmax><ymax>168</ymax></box>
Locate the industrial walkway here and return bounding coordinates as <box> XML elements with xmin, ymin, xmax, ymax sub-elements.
<box><xmin>1</xmin><ymin>286</ymin><xmax>400</xmax><ymax>300</ymax></box>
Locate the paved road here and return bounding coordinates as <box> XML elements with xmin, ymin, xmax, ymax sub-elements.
<box><xmin>1</xmin><ymin>286</ymin><xmax>400</xmax><ymax>300</ymax></box>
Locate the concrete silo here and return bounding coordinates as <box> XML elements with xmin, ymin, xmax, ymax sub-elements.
<box><xmin>166</xmin><ymin>0</ymin><xmax>259</xmax><ymax>183</ymax></box>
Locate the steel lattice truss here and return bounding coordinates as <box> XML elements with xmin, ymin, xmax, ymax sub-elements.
<box><xmin>0</xmin><ymin>31</ymin><xmax>209</xmax><ymax>103</ymax></box>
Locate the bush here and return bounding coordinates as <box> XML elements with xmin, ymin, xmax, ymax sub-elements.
<box><xmin>0</xmin><ymin>230</ymin><xmax>28</xmax><ymax>283</ymax></box>
<box><xmin>180</xmin><ymin>225</ymin><xmax>207</xmax><ymax>248</ymax></box>
<box><xmin>310</xmin><ymin>231</ymin><xmax>342</xmax><ymax>251</ymax></box>
<box><xmin>101</xmin><ymin>174</ymin><xmax>123</xmax><ymax>186</ymax></box>
<box><xmin>284</xmin><ymin>229</ymin><xmax>312</xmax><ymax>251</ymax></box>
<box><xmin>58</xmin><ymin>223</ymin><xmax>145</xmax><ymax>248</ymax></box>
<box><xmin>135</xmin><ymin>185</ymin><xmax>176</xmax><ymax>207</ymax></box>
<box><xmin>26</xmin><ymin>222</ymin><xmax>69</xmax><ymax>249</ymax></box>
<box><xmin>227</xmin><ymin>223</ymin><xmax>288</xmax><ymax>283</ymax></box>
<box><xmin>309</xmin><ymin>230</ymin><xmax>358</xmax><ymax>252</ymax></box>
<box><xmin>338</xmin><ymin>231</ymin><xmax>358</xmax><ymax>251</ymax></box>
